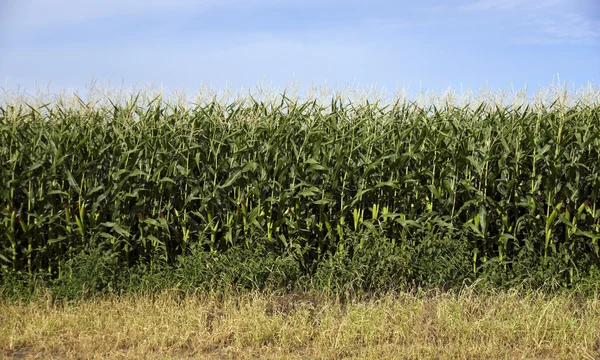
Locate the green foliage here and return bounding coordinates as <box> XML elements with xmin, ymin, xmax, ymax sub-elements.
<box><xmin>1</xmin><ymin>91</ymin><xmax>599</xmax><ymax>298</ymax></box>
<box><xmin>50</xmin><ymin>245</ymin><xmax>121</xmax><ymax>299</ymax></box>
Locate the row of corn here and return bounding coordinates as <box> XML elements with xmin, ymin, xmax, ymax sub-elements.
<box><xmin>1</xmin><ymin>92</ymin><xmax>599</xmax><ymax>285</ymax></box>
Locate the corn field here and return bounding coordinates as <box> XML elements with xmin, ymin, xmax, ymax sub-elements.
<box><xmin>1</xmin><ymin>87</ymin><xmax>600</xmax><ymax>291</ymax></box>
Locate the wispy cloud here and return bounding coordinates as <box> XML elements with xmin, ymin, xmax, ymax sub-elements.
<box><xmin>424</xmin><ymin>5</ymin><xmax>448</xmax><ymax>12</ymax></box>
<box><xmin>459</xmin><ymin>0</ymin><xmax>562</xmax><ymax>11</ymax></box>
<box><xmin>514</xmin><ymin>13</ymin><xmax>600</xmax><ymax>45</ymax></box>
<box><xmin>539</xmin><ymin>14</ymin><xmax>600</xmax><ymax>40</ymax></box>
<box><xmin>0</xmin><ymin>30</ymin><xmax>386</xmax><ymax>92</ymax></box>
<box><xmin>3</xmin><ymin>0</ymin><xmax>214</xmax><ymax>29</ymax></box>
<box><xmin>1</xmin><ymin>0</ymin><xmax>344</xmax><ymax>31</ymax></box>
<box><xmin>359</xmin><ymin>18</ymin><xmax>436</xmax><ymax>30</ymax></box>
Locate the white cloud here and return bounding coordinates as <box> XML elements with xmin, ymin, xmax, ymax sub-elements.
<box><xmin>3</xmin><ymin>0</ymin><xmax>211</xmax><ymax>29</ymax></box>
<box><xmin>459</xmin><ymin>0</ymin><xmax>562</xmax><ymax>11</ymax></box>
<box><xmin>0</xmin><ymin>30</ymin><xmax>382</xmax><ymax>93</ymax></box>
<box><xmin>512</xmin><ymin>36</ymin><xmax>591</xmax><ymax>45</ymax></box>
<box><xmin>424</xmin><ymin>5</ymin><xmax>448</xmax><ymax>12</ymax></box>
<box><xmin>539</xmin><ymin>14</ymin><xmax>600</xmax><ymax>40</ymax></box>
<box><xmin>514</xmin><ymin>13</ymin><xmax>600</xmax><ymax>45</ymax></box>
<box><xmin>1</xmin><ymin>0</ymin><xmax>344</xmax><ymax>32</ymax></box>
<box><xmin>359</xmin><ymin>18</ymin><xmax>436</xmax><ymax>30</ymax></box>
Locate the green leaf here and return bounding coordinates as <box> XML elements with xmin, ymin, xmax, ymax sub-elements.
<box><xmin>218</xmin><ymin>170</ymin><xmax>242</xmax><ymax>189</ymax></box>
<box><xmin>66</xmin><ymin>170</ymin><xmax>81</xmax><ymax>194</ymax></box>
<box><xmin>297</xmin><ymin>189</ymin><xmax>317</xmax><ymax>197</ymax></box>
<box><xmin>100</xmin><ymin>222</ymin><xmax>131</xmax><ymax>237</ymax></box>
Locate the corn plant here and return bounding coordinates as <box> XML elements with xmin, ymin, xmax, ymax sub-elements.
<box><xmin>1</xmin><ymin>87</ymin><xmax>599</xmax><ymax>288</ymax></box>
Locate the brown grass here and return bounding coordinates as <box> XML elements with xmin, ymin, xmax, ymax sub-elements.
<box><xmin>1</xmin><ymin>290</ymin><xmax>599</xmax><ymax>359</ymax></box>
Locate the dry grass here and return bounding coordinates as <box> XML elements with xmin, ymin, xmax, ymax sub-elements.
<box><xmin>1</xmin><ymin>290</ymin><xmax>600</xmax><ymax>359</ymax></box>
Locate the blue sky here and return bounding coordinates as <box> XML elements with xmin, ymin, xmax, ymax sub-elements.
<box><xmin>0</xmin><ymin>0</ymin><xmax>598</xmax><ymax>96</ymax></box>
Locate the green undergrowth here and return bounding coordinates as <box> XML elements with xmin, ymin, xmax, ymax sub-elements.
<box><xmin>3</xmin><ymin>231</ymin><xmax>600</xmax><ymax>301</ymax></box>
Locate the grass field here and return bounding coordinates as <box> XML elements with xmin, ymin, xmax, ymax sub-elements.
<box><xmin>2</xmin><ymin>290</ymin><xmax>600</xmax><ymax>359</ymax></box>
